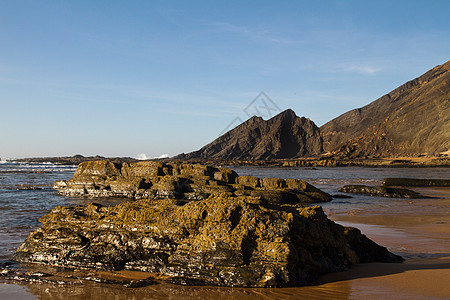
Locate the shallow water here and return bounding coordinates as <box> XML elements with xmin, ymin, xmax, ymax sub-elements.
<box><xmin>1</xmin><ymin>162</ymin><xmax>449</xmax><ymax>299</ymax></box>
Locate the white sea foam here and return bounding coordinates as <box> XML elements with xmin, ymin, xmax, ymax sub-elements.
<box><xmin>154</xmin><ymin>154</ymin><xmax>169</xmax><ymax>159</ymax></box>
<box><xmin>136</xmin><ymin>153</ymin><xmax>148</xmax><ymax>160</ymax></box>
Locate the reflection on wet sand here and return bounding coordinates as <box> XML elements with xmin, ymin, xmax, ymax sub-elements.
<box><xmin>22</xmin><ymin>278</ymin><xmax>352</xmax><ymax>300</ymax></box>
<box><xmin>16</xmin><ymin>256</ymin><xmax>450</xmax><ymax>300</ymax></box>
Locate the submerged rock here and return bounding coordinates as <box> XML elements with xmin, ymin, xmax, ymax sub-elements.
<box><xmin>338</xmin><ymin>185</ymin><xmax>425</xmax><ymax>198</ymax></box>
<box><xmin>14</xmin><ymin>195</ymin><xmax>402</xmax><ymax>287</ymax></box>
<box><xmin>54</xmin><ymin>160</ymin><xmax>331</xmax><ymax>204</ymax></box>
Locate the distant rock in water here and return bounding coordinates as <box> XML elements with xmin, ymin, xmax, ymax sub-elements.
<box><xmin>382</xmin><ymin>178</ymin><xmax>450</xmax><ymax>187</ymax></box>
<box><xmin>321</xmin><ymin>60</ymin><xmax>450</xmax><ymax>158</ymax></box>
<box><xmin>338</xmin><ymin>185</ymin><xmax>426</xmax><ymax>198</ymax></box>
<box><xmin>54</xmin><ymin>160</ymin><xmax>332</xmax><ymax>203</ymax></box>
<box><xmin>14</xmin><ymin>195</ymin><xmax>403</xmax><ymax>287</ymax></box>
<box><xmin>177</xmin><ymin>109</ymin><xmax>323</xmax><ymax>160</ymax></box>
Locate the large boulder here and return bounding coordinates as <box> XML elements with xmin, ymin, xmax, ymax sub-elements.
<box><xmin>54</xmin><ymin>160</ymin><xmax>332</xmax><ymax>204</ymax></box>
<box><xmin>14</xmin><ymin>195</ymin><xmax>402</xmax><ymax>287</ymax></box>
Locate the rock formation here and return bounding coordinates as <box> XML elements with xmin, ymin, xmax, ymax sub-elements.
<box><xmin>54</xmin><ymin>160</ymin><xmax>332</xmax><ymax>204</ymax></box>
<box><xmin>14</xmin><ymin>194</ymin><xmax>402</xmax><ymax>287</ymax></box>
<box><xmin>321</xmin><ymin>60</ymin><xmax>450</xmax><ymax>158</ymax></box>
<box><xmin>338</xmin><ymin>185</ymin><xmax>425</xmax><ymax>198</ymax></box>
<box><xmin>177</xmin><ymin>109</ymin><xmax>322</xmax><ymax>160</ymax></box>
<box><xmin>382</xmin><ymin>178</ymin><xmax>450</xmax><ymax>187</ymax></box>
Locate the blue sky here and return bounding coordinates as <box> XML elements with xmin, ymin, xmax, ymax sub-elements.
<box><xmin>1</xmin><ymin>0</ymin><xmax>449</xmax><ymax>158</ymax></box>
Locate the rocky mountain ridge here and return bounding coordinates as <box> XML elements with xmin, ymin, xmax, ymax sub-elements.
<box><xmin>179</xmin><ymin>61</ymin><xmax>449</xmax><ymax>160</ymax></box>
<box><xmin>321</xmin><ymin>60</ymin><xmax>450</xmax><ymax>158</ymax></box>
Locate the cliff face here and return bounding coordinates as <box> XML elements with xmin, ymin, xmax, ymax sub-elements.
<box><xmin>179</xmin><ymin>109</ymin><xmax>322</xmax><ymax>160</ymax></box>
<box><xmin>321</xmin><ymin>61</ymin><xmax>450</xmax><ymax>158</ymax></box>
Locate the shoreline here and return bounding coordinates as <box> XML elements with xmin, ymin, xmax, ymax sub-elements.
<box><xmin>11</xmin><ymin>155</ymin><xmax>450</xmax><ymax>168</ymax></box>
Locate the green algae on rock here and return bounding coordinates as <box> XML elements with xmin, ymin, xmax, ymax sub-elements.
<box><xmin>14</xmin><ymin>194</ymin><xmax>402</xmax><ymax>287</ymax></box>
<box><xmin>53</xmin><ymin>160</ymin><xmax>331</xmax><ymax>203</ymax></box>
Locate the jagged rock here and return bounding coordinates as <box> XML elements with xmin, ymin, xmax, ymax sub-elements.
<box><xmin>14</xmin><ymin>195</ymin><xmax>402</xmax><ymax>287</ymax></box>
<box><xmin>338</xmin><ymin>185</ymin><xmax>426</xmax><ymax>198</ymax></box>
<box><xmin>321</xmin><ymin>60</ymin><xmax>450</xmax><ymax>158</ymax></box>
<box><xmin>176</xmin><ymin>109</ymin><xmax>323</xmax><ymax>160</ymax></box>
<box><xmin>54</xmin><ymin>160</ymin><xmax>332</xmax><ymax>204</ymax></box>
<box><xmin>382</xmin><ymin>178</ymin><xmax>450</xmax><ymax>187</ymax></box>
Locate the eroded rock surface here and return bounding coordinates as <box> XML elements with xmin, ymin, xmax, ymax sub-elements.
<box><xmin>54</xmin><ymin>160</ymin><xmax>331</xmax><ymax>204</ymax></box>
<box><xmin>14</xmin><ymin>195</ymin><xmax>402</xmax><ymax>287</ymax></box>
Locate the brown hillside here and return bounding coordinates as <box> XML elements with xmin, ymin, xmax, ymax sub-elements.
<box><xmin>321</xmin><ymin>61</ymin><xmax>450</xmax><ymax>158</ymax></box>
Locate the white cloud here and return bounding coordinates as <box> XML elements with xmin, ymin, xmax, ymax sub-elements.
<box><xmin>154</xmin><ymin>154</ymin><xmax>170</xmax><ymax>159</ymax></box>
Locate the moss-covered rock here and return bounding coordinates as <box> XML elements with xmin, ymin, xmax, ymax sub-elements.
<box><xmin>14</xmin><ymin>194</ymin><xmax>402</xmax><ymax>287</ymax></box>
<box><xmin>54</xmin><ymin>160</ymin><xmax>332</xmax><ymax>203</ymax></box>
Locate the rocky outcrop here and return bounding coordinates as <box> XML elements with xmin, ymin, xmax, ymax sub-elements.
<box><xmin>177</xmin><ymin>109</ymin><xmax>323</xmax><ymax>160</ymax></box>
<box><xmin>382</xmin><ymin>178</ymin><xmax>450</xmax><ymax>187</ymax></box>
<box><xmin>54</xmin><ymin>160</ymin><xmax>332</xmax><ymax>204</ymax></box>
<box><xmin>321</xmin><ymin>60</ymin><xmax>450</xmax><ymax>158</ymax></box>
<box><xmin>338</xmin><ymin>185</ymin><xmax>425</xmax><ymax>198</ymax></box>
<box><xmin>14</xmin><ymin>194</ymin><xmax>402</xmax><ymax>287</ymax></box>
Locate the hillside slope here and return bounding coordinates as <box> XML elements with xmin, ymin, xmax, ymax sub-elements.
<box><xmin>321</xmin><ymin>61</ymin><xmax>450</xmax><ymax>158</ymax></box>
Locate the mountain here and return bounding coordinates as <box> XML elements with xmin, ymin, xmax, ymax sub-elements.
<box><xmin>178</xmin><ymin>109</ymin><xmax>322</xmax><ymax>160</ymax></box>
<box><xmin>321</xmin><ymin>60</ymin><xmax>450</xmax><ymax>158</ymax></box>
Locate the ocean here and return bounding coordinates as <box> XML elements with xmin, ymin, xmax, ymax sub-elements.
<box><xmin>0</xmin><ymin>161</ymin><xmax>449</xmax><ymax>299</ymax></box>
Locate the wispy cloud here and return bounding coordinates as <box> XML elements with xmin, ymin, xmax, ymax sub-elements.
<box><xmin>343</xmin><ymin>64</ymin><xmax>381</xmax><ymax>75</ymax></box>
<box><xmin>186</xmin><ymin>21</ymin><xmax>301</xmax><ymax>46</ymax></box>
<box><xmin>336</xmin><ymin>62</ymin><xmax>383</xmax><ymax>75</ymax></box>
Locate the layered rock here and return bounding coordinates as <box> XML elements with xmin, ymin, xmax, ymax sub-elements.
<box><xmin>321</xmin><ymin>60</ymin><xmax>450</xmax><ymax>158</ymax></box>
<box><xmin>177</xmin><ymin>109</ymin><xmax>323</xmax><ymax>160</ymax></box>
<box><xmin>14</xmin><ymin>195</ymin><xmax>402</xmax><ymax>287</ymax></box>
<box><xmin>54</xmin><ymin>160</ymin><xmax>331</xmax><ymax>203</ymax></box>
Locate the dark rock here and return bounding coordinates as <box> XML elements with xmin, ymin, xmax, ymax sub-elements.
<box><xmin>16</xmin><ymin>184</ymin><xmax>49</xmax><ymax>191</ymax></box>
<box><xmin>382</xmin><ymin>178</ymin><xmax>450</xmax><ymax>187</ymax></box>
<box><xmin>321</xmin><ymin>60</ymin><xmax>450</xmax><ymax>158</ymax></box>
<box><xmin>54</xmin><ymin>160</ymin><xmax>332</xmax><ymax>204</ymax></box>
<box><xmin>14</xmin><ymin>195</ymin><xmax>402</xmax><ymax>287</ymax></box>
<box><xmin>176</xmin><ymin>109</ymin><xmax>323</xmax><ymax>160</ymax></box>
<box><xmin>332</xmin><ymin>194</ymin><xmax>354</xmax><ymax>199</ymax></box>
<box><xmin>338</xmin><ymin>185</ymin><xmax>426</xmax><ymax>198</ymax></box>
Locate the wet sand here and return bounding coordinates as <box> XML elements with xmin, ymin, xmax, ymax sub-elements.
<box><xmin>1</xmin><ymin>187</ymin><xmax>449</xmax><ymax>299</ymax></box>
